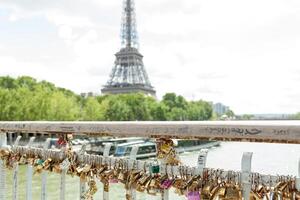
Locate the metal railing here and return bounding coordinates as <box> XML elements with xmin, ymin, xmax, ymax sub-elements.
<box><xmin>0</xmin><ymin>121</ymin><xmax>300</xmax><ymax>200</ymax></box>
<box><xmin>1</xmin><ymin>121</ymin><xmax>300</xmax><ymax>143</ymax></box>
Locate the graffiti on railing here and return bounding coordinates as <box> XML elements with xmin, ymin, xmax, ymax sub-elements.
<box><xmin>205</xmin><ymin>127</ymin><xmax>262</xmax><ymax>135</ymax></box>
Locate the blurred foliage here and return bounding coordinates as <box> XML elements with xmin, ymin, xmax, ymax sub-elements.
<box><xmin>291</xmin><ymin>113</ymin><xmax>300</xmax><ymax>120</ymax></box>
<box><xmin>0</xmin><ymin>76</ymin><xmax>213</xmax><ymax>121</ymax></box>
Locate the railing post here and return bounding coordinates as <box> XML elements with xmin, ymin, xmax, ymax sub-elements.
<box><xmin>60</xmin><ymin>173</ymin><xmax>66</xmax><ymax>200</ymax></box>
<box><xmin>160</xmin><ymin>160</ymin><xmax>169</xmax><ymax>200</ymax></box>
<box><xmin>296</xmin><ymin>158</ymin><xmax>300</xmax><ymax>194</ymax></box>
<box><xmin>59</xmin><ymin>140</ymin><xmax>71</xmax><ymax>200</ymax></box>
<box><xmin>103</xmin><ymin>143</ymin><xmax>112</xmax><ymax>200</ymax></box>
<box><xmin>41</xmin><ymin>138</ymin><xmax>51</xmax><ymax>200</ymax></box>
<box><xmin>0</xmin><ymin>132</ymin><xmax>7</xmax><ymax>200</ymax></box>
<box><xmin>241</xmin><ymin>152</ymin><xmax>253</xmax><ymax>200</ymax></box>
<box><xmin>197</xmin><ymin>149</ymin><xmax>208</xmax><ymax>174</ymax></box>
<box><xmin>189</xmin><ymin>149</ymin><xmax>208</xmax><ymax>200</ymax></box>
<box><xmin>26</xmin><ymin>137</ymin><xmax>35</xmax><ymax>200</ymax></box>
<box><xmin>60</xmin><ymin>163</ymin><xmax>67</xmax><ymax>200</ymax></box>
<box><xmin>12</xmin><ymin>136</ymin><xmax>22</xmax><ymax>200</ymax></box>
<box><xmin>129</xmin><ymin>146</ymin><xmax>138</xmax><ymax>200</ymax></box>
<box><xmin>79</xmin><ymin>144</ymin><xmax>87</xmax><ymax>200</ymax></box>
<box><xmin>157</xmin><ymin>138</ymin><xmax>179</xmax><ymax>200</ymax></box>
<box><xmin>160</xmin><ymin>164</ymin><xmax>169</xmax><ymax>200</ymax></box>
<box><xmin>0</xmin><ymin>132</ymin><xmax>7</xmax><ymax>147</ymax></box>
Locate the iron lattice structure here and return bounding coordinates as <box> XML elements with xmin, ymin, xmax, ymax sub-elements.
<box><xmin>101</xmin><ymin>0</ymin><xmax>156</xmax><ymax>97</ymax></box>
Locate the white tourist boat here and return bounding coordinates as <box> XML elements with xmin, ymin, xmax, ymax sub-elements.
<box><xmin>114</xmin><ymin>139</ymin><xmax>221</xmax><ymax>159</ymax></box>
<box><xmin>85</xmin><ymin>137</ymin><xmax>144</xmax><ymax>155</ymax></box>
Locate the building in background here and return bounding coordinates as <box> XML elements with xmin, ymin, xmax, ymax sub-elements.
<box><xmin>101</xmin><ymin>0</ymin><xmax>156</xmax><ymax>97</ymax></box>
<box><xmin>213</xmin><ymin>103</ymin><xmax>229</xmax><ymax>116</ymax></box>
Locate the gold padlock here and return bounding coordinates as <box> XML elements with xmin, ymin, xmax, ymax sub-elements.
<box><xmin>52</xmin><ymin>164</ymin><xmax>62</xmax><ymax>174</ymax></box>
<box><xmin>224</xmin><ymin>184</ymin><xmax>241</xmax><ymax>200</ymax></box>
<box><xmin>103</xmin><ymin>182</ymin><xmax>109</xmax><ymax>192</ymax></box>
<box><xmin>174</xmin><ymin>188</ymin><xmax>185</xmax><ymax>196</ymax></box>
<box><xmin>160</xmin><ymin>143</ymin><xmax>172</xmax><ymax>154</ymax></box>
<box><xmin>82</xmin><ymin>164</ymin><xmax>91</xmax><ymax>173</ymax></box>
<box><xmin>139</xmin><ymin>174</ymin><xmax>151</xmax><ymax>185</ymax></box>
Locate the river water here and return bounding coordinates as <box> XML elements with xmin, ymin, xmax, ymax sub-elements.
<box><xmin>5</xmin><ymin>142</ymin><xmax>300</xmax><ymax>199</ymax></box>
<box><xmin>180</xmin><ymin>142</ymin><xmax>300</xmax><ymax>176</ymax></box>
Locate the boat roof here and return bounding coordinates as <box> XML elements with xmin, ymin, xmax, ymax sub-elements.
<box><xmin>116</xmin><ymin>140</ymin><xmax>145</xmax><ymax>147</ymax></box>
<box><xmin>135</xmin><ymin>142</ymin><xmax>156</xmax><ymax>147</ymax></box>
<box><xmin>101</xmin><ymin>137</ymin><xmax>142</xmax><ymax>142</ymax></box>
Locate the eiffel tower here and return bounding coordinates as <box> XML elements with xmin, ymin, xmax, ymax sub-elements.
<box><xmin>101</xmin><ymin>0</ymin><xmax>156</xmax><ymax>97</ymax></box>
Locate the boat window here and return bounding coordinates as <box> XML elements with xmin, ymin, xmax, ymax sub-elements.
<box><xmin>115</xmin><ymin>146</ymin><xmax>126</xmax><ymax>156</ymax></box>
<box><xmin>124</xmin><ymin>146</ymin><xmax>132</xmax><ymax>156</ymax></box>
<box><xmin>137</xmin><ymin>145</ymin><xmax>156</xmax><ymax>154</ymax></box>
<box><xmin>110</xmin><ymin>146</ymin><xmax>116</xmax><ymax>155</ymax></box>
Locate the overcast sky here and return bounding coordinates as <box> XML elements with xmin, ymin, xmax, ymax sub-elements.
<box><xmin>0</xmin><ymin>0</ymin><xmax>300</xmax><ymax>114</ymax></box>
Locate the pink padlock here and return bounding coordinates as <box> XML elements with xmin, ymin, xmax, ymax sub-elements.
<box><xmin>160</xmin><ymin>179</ymin><xmax>173</xmax><ymax>189</ymax></box>
<box><xmin>109</xmin><ymin>179</ymin><xmax>119</xmax><ymax>183</ymax></box>
<box><xmin>187</xmin><ymin>191</ymin><xmax>200</xmax><ymax>200</ymax></box>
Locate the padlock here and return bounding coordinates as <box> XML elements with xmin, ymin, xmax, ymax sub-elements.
<box><xmin>160</xmin><ymin>143</ymin><xmax>172</xmax><ymax>154</ymax></box>
<box><xmin>161</xmin><ymin>179</ymin><xmax>173</xmax><ymax>189</ymax></box>
<box><xmin>82</xmin><ymin>164</ymin><xmax>91</xmax><ymax>173</ymax></box>
<box><xmin>150</xmin><ymin>165</ymin><xmax>160</xmax><ymax>173</ymax></box>
<box><xmin>103</xmin><ymin>182</ymin><xmax>109</xmax><ymax>192</ymax></box>
<box><xmin>109</xmin><ymin>178</ymin><xmax>119</xmax><ymax>183</ymax></box>
<box><xmin>187</xmin><ymin>191</ymin><xmax>200</xmax><ymax>200</ymax></box>
<box><xmin>36</xmin><ymin>159</ymin><xmax>44</xmax><ymax>165</ymax></box>
<box><xmin>139</xmin><ymin>174</ymin><xmax>151</xmax><ymax>185</ymax></box>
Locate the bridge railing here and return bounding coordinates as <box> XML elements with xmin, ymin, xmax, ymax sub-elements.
<box><xmin>0</xmin><ymin>121</ymin><xmax>300</xmax><ymax>200</ymax></box>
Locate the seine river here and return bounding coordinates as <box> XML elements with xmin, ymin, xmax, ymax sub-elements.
<box><xmin>5</xmin><ymin>142</ymin><xmax>300</xmax><ymax>199</ymax></box>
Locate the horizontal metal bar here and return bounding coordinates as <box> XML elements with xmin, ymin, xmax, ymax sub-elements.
<box><xmin>1</xmin><ymin>121</ymin><xmax>300</xmax><ymax>144</ymax></box>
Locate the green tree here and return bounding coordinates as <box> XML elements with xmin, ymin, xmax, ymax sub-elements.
<box><xmin>122</xmin><ymin>93</ymin><xmax>152</xmax><ymax>120</ymax></box>
<box><xmin>225</xmin><ymin>109</ymin><xmax>235</xmax><ymax>118</ymax></box>
<box><xmin>104</xmin><ymin>96</ymin><xmax>131</xmax><ymax>121</ymax></box>
<box><xmin>241</xmin><ymin>114</ymin><xmax>253</xmax><ymax>120</ymax></box>
<box><xmin>47</xmin><ymin>92</ymin><xmax>80</xmax><ymax>121</ymax></box>
<box><xmin>147</xmin><ymin>100</ymin><xmax>168</xmax><ymax>121</ymax></box>
<box><xmin>0</xmin><ymin>76</ymin><xmax>17</xmax><ymax>89</ymax></box>
<box><xmin>0</xmin><ymin>88</ymin><xmax>13</xmax><ymax>120</ymax></box>
<box><xmin>187</xmin><ymin>101</ymin><xmax>212</xmax><ymax>120</ymax></box>
<box><xmin>102</xmin><ymin>93</ymin><xmax>152</xmax><ymax>121</ymax></box>
<box><xmin>81</xmin><ymin>97</ymin><xmax>104</xmax><ymax>120</ymax></box>
<box><xmin>16</xmin><ymin>76</ymin><xmax>38</xmax><ymax>91</ymax></box>
<box><xmin>291</xmin><ymin>113</ymin><xmax>300</xmax><ymax>120</ymax></box>
<box><xmin>162</xmin><ymin>93</ymin><xmax>188</xmax><ymax>111</ymax></box>
<box><xmin>168</xmin><ymin>107</ymin><xmax>187</xmax><ymax>120</ymax></box>
<box><xmin>0</xmin><ymin>76</ymin><xmax>226</xmax><ymax>122</ymax></box>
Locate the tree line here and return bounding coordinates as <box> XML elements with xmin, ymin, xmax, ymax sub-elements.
<box><xmin>0</xmin><ymin>76</ymin><xmax>213</xmax><ymax>121</ymax></box>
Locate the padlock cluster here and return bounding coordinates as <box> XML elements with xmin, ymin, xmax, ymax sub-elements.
<box><xmin>1</xmin><ymin>145</ymin><xmax>300</xmax><ymax>200</ymax></box>
<box><xmin>156</xmin><ymin>138</ymin><xmax>181</xmax><ymax>165</ymax></box>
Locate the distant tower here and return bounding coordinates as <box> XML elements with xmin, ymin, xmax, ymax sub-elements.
<box><xmin>101</xmin><ymin>0</ymin><xmax>156</xmax><ymax>96</ymax></box>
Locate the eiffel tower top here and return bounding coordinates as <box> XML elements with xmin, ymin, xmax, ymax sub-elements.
<box><xmin>121</xmin><ymin>0</ymin><xmax>139</xmax><ymax>48</ymax></box>
<box><xmin>101</xmin><ymin>0</ymin><xmax>156</xmax><ymax>97</ymax></box>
